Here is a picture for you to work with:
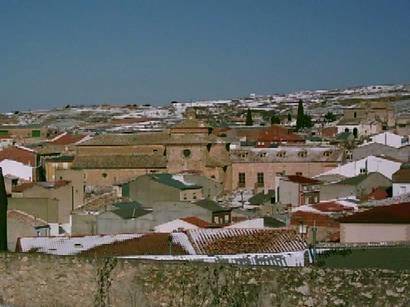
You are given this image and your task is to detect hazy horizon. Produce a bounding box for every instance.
[1,0,410,112]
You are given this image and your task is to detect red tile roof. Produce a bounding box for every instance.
[312,202,354,213]
[12,182,35,193]
[81,233,188,257]
[367,187,388,201]
[338,203,410,224]
[187,228,306,255]
[180,216,210,228]
[50,133,86,145]
[286,175,321,185]
[12,180,70,193]
[291,211,339,228]
[256,125,303,143]
[0,146,36,166]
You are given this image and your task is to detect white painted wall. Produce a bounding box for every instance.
[393,183,410,197]
[227,218,265,228]
[364,132,408,148]
[318,156,401,180]
[154,219,199,233]
[0,159,34,181]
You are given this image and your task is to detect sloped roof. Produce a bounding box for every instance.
[0,146,36,166]
[16,234,142,255]
[286,175,321,185]
[248,190,275,205]
[109,207,152,219]
[81,233,188,257]
[291,211,339,227]
[12,180,70,193]
[336,172,391,186]
[50,133,87,145]
[311,202,355,213]
[338,203,410,224]
[392,168,410,183]
[72,155,167,169]
[113,201,143,210]
[194,199,231,212]
[180,216,210,228]
[186,228,306,255]
[79,132,224,146]
[149,174,201,190]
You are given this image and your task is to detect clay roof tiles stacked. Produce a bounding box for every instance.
[186,228,306,255]
[0,146,36,166]
[338,203,410,224]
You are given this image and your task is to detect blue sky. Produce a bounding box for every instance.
[1,0,410,112]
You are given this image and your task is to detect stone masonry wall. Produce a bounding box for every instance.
[0,253,409,307]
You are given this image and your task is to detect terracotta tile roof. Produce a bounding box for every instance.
[180,216,210,228]
[286,175,321,185]
[12,180,70,193]
[12,182,35,193]
[367,187,388,201]
[256,125,303,143]
[186,228,306,255]
[81,233,188,257]
[312,202,355,213]
[291,211,339,228]
[338,203,410,224]
[0,146,36,166]
[50,133,87,145]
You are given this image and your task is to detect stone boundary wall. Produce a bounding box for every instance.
[0,253,409,306]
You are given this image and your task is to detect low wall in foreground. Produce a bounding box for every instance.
[0,253,409,306]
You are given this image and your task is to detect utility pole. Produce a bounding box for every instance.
[0,168,8,251]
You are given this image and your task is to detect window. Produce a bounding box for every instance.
[182,149,191,158]
[400,186,407,195]
[0,130,8,136]
[323,151,332,157]
[298,151,307,158]
[354,112,357,118]
[276,151,286,158]
[224,214,230,223]
[360,168,367,174]
[296,172,302,176]
[238,173,246,187]
[257,173,264,186]
[31,130,41,138]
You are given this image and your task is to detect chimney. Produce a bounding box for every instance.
[0,168,8,251]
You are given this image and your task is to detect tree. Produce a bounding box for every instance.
[302,114,313,128]
[287,113,292,122]
[296,100,304,131]
[245,108,253,126]
[270,113,280,124]
[324,112,336,122]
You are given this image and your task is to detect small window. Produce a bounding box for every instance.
[238,173,246,187]
[182,149,191,158]
[296,172,302,176]
[323,151,332,157]
[31,130,41,138]
[276,151,286,158]
[257,172,264,186]
[298,151,307,158]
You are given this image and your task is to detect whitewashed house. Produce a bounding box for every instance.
[317,155,401,180]
[392,165,410,197]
